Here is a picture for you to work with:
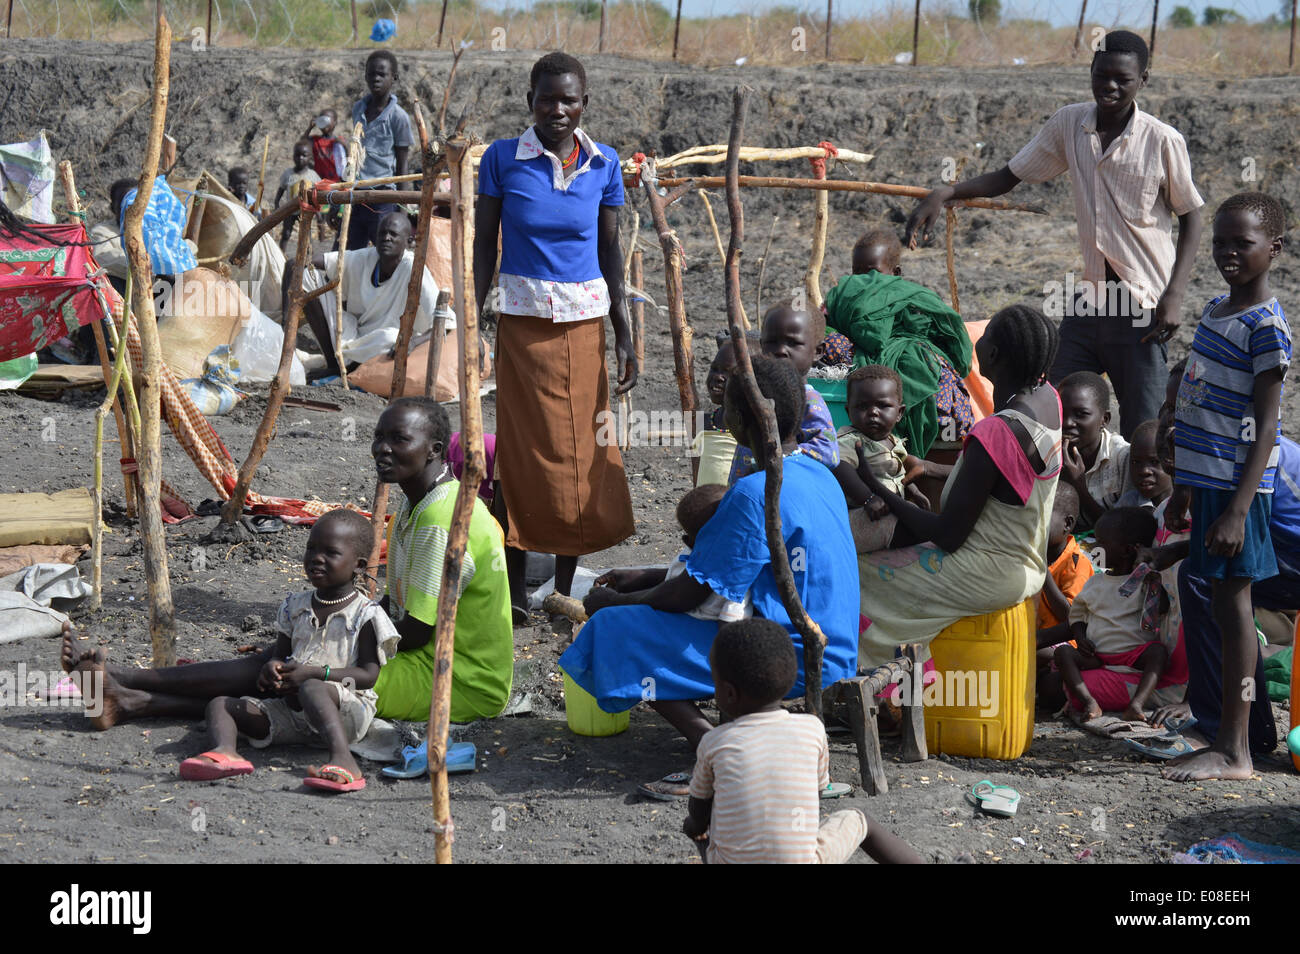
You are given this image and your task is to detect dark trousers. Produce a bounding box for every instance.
[1050,287,1168,440]
[1178,561,1299,753]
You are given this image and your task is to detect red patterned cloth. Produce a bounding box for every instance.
[0,222,104,361]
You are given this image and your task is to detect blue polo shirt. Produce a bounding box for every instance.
[477,133,624,283]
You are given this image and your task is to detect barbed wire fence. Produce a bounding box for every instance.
[2,0,1296,73]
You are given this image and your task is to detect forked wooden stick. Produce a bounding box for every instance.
[221,203,316,529]
[723,87,827,718]
[332,122,364,389]
[638,160,699,441]
[122,4,177,666]
[427,133,486,865]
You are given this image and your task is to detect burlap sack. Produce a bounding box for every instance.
[155,268,250,381]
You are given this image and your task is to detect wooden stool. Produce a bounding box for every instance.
[823,643,929,795]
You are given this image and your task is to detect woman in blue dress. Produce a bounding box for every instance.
[560,355,859,753]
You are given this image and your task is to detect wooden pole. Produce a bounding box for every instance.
[944,207,960,314]
[754,214,778,319]
[392,104,436,402]
[91,272,135,614]
[1073,0,1088,57]
[332,122,364,389]
[599,0,607,52]
[825,0,832,58]
[221,206,316,527]
[253,134,270,215]
[424,290,450,399]
[630,248,645,370]
[1291,0,1297,70]
[806,149,831,311]
[672,0,682,60]
[206,0,213,46]
[1149,0,1159,62]
[427,133,485,866]
[639,174,1047,214]
[639,161,699,440]
[437,0,449,46]
[4,0,11,38]
[723,86,827,720]
[58,161,140,517]
[122,5,177,667]
[351,0,359,44]
[911,0,920,65]
[365,105,436,593]
[436,42,467,136]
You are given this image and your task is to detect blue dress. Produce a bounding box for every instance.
[559,453,859,712]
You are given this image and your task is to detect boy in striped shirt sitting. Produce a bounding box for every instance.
[1164,192,1289,782]
[683,619,921,864]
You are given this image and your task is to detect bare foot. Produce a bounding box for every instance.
[72,648,146,731]
[1163,729,1211,765]
[1082,700,1103,722]
[1121,705,1148,724]
[60,621,88,674]
[1162,746,1253,781]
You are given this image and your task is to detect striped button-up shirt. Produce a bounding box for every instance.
[1009,102,1203,309]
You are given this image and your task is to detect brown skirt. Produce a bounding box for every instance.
[495,315,635,556]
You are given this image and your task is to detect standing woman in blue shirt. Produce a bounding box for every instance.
[474,52,638,620]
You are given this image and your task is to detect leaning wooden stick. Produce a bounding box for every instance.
[642,174,1047,214]
[58,160,141,517]
[90,272,135,613]
[805,148,832,311]
[332,122,364,389]
[638,160,699,441]
[427,133,485,865]
[253,133,270,215]
[723,86,827,718]
[221,204,316,527]
[945,206,960,314]
[630,248,645,370]
[122,6,177,667]
[364,105,437,590]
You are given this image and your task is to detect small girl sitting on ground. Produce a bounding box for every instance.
[1048,507,1185,723]
[594,484,751,623]
[832,364,950,551]
[179,508,399,793]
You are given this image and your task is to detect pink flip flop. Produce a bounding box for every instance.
[303,765,366,793]
[180,751,255,781]
[37,674,83,701]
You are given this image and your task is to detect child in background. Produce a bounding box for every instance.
[348,50,413,249]
[691,333,755,487]
[1036,482,1094,668]
[832,364,950,551]
[1059,370,1132,531]
[1052,508,1184,723]
[1164,191,1289,782]
[594,484,752,624]
[729,304,838,482]
[274,139,323,250]
[307,108,348,180]
[1114,419,1172,511]
[683,618,922,865]
[179,509,399,793]
[823,229,974,456]
[227,166,255,210]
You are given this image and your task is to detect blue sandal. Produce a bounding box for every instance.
[380,740,477,779]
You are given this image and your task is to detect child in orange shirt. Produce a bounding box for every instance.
[1036,482,1095,670]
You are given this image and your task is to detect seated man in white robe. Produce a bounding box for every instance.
[297,210,450,378]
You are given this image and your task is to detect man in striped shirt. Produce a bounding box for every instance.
[906,30,1203,440]
[1164,192,1288,783]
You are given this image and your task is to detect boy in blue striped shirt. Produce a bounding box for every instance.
[1165,192,1289,782]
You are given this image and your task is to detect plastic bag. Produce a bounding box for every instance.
[232,306,306,385]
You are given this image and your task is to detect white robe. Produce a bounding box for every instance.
[303,247,450,366]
